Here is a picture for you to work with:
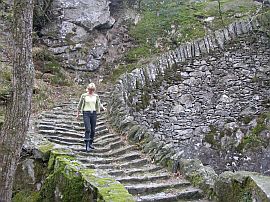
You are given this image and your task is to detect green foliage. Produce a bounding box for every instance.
[260,10,270,35]
[12,191,40,202]
[33,47,55,63]
[45,60,61,74]
[125,45,152,63]
[230,179,253,202]
[127,0,261,64]
[109,64,138,83]
[236,112,270,152]
[204,126,221,149]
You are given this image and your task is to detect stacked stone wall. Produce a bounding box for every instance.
[108,13,270,200]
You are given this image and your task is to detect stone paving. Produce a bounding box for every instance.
[36,91,209,202]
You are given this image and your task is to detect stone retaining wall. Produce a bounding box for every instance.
[108,13,270,200]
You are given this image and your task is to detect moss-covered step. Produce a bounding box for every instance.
[37,148,134,202]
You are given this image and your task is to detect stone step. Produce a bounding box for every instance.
[77,151,142,165]
[125,179,191,195]
[73,144,138,158]
[34,94,208,201]
[42,111,108,120]
[113,158,149,169]
[38,119,106,128]
[37,122,107,132]
[95,128,110,136]
[94,133,119,142]
[116,173,170,184]
[45,137,83,146]
[106,165,165,177]
[44,136,124,150]
[83,158,149,170]
[41,113,107,122]
[134,187,204,202]
[42,134,120,147]
[75,139,126,153]
[38,127,109,139]
[38,129,82,139]
[95,136,122,146]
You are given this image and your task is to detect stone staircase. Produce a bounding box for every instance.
[36,91,209,202]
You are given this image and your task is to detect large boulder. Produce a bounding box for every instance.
[52,0,115,31]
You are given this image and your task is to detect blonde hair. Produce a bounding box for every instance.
[86,83,96,91]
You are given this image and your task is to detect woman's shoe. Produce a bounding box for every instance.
[89,144,95,150]
[85,140,91,152]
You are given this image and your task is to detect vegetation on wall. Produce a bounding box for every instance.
[110,0,266,83]
[126,0,262,63]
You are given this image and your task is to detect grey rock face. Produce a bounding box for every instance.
[38,0,124,72]
[53,0,115,31]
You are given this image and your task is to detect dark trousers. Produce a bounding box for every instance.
[83,111,97,145]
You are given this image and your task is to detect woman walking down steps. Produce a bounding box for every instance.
[36,87,209,201]
[76,83,106,152]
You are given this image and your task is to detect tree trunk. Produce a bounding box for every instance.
[0,0,34,201]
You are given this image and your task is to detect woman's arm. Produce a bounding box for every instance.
[76,94,84,119]
[96,95,106,112]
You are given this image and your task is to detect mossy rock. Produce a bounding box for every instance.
[81,169,134,202]
[36,142,56,161]
[179,158,217,198]
[215,171,270,202]
[37,149,134,202]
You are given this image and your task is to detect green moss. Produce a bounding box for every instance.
[39,153,134,202]
[125,45,153,63]
[49,72,71,86]
[109,64,138,83]
[242,116,253,124]
[165,158,174,172]
[33,47,67,86]
[81,169,134,202]
[38,142,55,161]
[45,60,61,73]
[127,0,262,63]
[38,155,85,202]
[12,191,40,202]
[39,142,55,153]
[236,112,270,152]
[189,172,204,187]
[98,183,134,202]
[33,48,55,62]
[204,126,221,149]
[230,178,253,202]
[216,172,270,202]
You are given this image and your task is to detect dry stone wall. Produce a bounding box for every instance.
[108,13,270,199]
[133,33,270,174]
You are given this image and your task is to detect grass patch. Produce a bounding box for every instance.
[109,63,138,83]
[12,191,40,202]
[126,0,262,63]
